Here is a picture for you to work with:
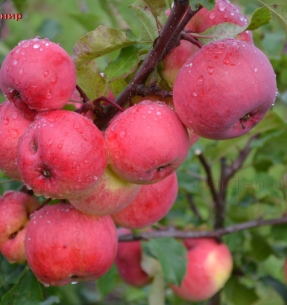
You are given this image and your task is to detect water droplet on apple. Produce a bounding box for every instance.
[156,111,161,116]
[197,76,204,85]
[12,112,18,119]
[19,68,23,75]
[218,2,226,11]
[209,12,216,19]
[46,90,52,99]
[230,10,235,16]
[43,70,49,78]
[207,66,214,75]
[71,281,78,285]
[93,176,98,180]
[13,60,18,66]
[254,67,258,72]
[43,283,50,288]
[120,130,126,138]
[33,44,40,49]
[51,76,57,84]
[57,143,63,150]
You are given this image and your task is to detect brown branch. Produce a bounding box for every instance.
[94,0,200,130]
[186,193,203,221]
[118,215,287,241]
[76,84,89,103]
[181,32,203,49]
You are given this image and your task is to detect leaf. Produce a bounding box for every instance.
[69,13,102,31]
[248,233,273,262]
[271,224,287,241]
[97,264,117,298]
[197,23,246,45]
[190,0,215,11]
[258,0,287,33]
[141,253,165,305]
[1,269,44,305]
[246,6,272,31]
[130,0,159,42]
[104,46,140,82]
[224,276,260,305]
[72,26,137,67]
[261,276,287,304]
[76,61,107,100]
[40,296,60,305]
[142,237,187,286]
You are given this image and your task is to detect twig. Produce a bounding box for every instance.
[186,193,203,221]
[181,32,203,48]
[76,84,89,103]
[118,215,287,241]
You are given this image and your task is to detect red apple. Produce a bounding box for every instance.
[0,100,33,180]
[0,191,40,263]
[105,101,189,184]
[17,110,107,199]
[70,165,141,216]
[173,38,277,140]
[186,0,253,43]
[115,228,151,287]
[25,203,118,286]
[160,40,200,88]
[112,172,178,229]
[170,238,233,301]
[0,37,76,112]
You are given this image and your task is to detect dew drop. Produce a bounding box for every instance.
[197,75,204,85]
[192,92,198,97]
[230,11,235,16]
[13,60,18,66]
[207,66,214,75]
[71,281,78,285]
[209,12,216,19]
[19,68,23,75]
[218,3,226,11]
[43,70,49,78]
[46,90,52,99]
[156,111,161,116]
[120,130,126,138]
[43,283,50,288]
[254,67,258,72]
[51,76,57,84]
[33,44,40,49]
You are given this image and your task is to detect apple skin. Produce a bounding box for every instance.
[105,101,189,184]
[115,228,151,287]
[0,37,76,112]
[17,110,107,199]
[170,238,233,302]
[160,40,200,88]
[0,100,33,180]
[112,172,178,229]
[25,203,118,286]
[0,191,40,263]
[186,0,253,43]
[70,165,141,216]
[173,38,277,140]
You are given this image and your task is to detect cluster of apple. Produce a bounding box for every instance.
[0,0,278,301]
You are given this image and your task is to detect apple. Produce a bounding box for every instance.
[159,40,200,88]
[115,228,151,287]
[0,37,76,112]
[69,165,141,216]
[173,38,277,140]
[170,238,233,301]
[25,203,118,286]
[112,172,178,229]
[105,101,189,184]
[186,0,253,43]
[17,109,107,199]
[0,191,40,263]
[0,100,33,180]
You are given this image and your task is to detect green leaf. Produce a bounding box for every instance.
[261,276,287,304]
[190,0,215,11]
[271,224,287,241]
[248,233,273,261]
[258,0,287,33]
[72,26,137,67]
[130,0,159,42]
[142,238,187,286]
[69,13,103,31]
[97,264,117,298]
[104,46,140,82]
[246,6,272,30]
[224,276,259,305]
[40,296,60,305]
[76,61,107,100]
[197,23,246,45]
[1,269,44,305]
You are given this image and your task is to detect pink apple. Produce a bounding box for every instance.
[0,37,76,112]
[186,0,253,43]
[17,109,107,199]
[69,165,141,216]
[25,203,118,286]
[170,238,233,301]
[105,101,189,184]
[112,172,178,229]
[0,100,33,180]
[0,191,40,263]
[115,228,151,287]
[173,38,277,140]
[160,40,200,88]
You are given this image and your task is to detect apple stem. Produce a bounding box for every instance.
[76,84,89,103]
[181,32,203,48]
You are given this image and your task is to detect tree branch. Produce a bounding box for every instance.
[118,215,287,241]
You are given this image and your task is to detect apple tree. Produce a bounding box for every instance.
[0,0,287,304]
